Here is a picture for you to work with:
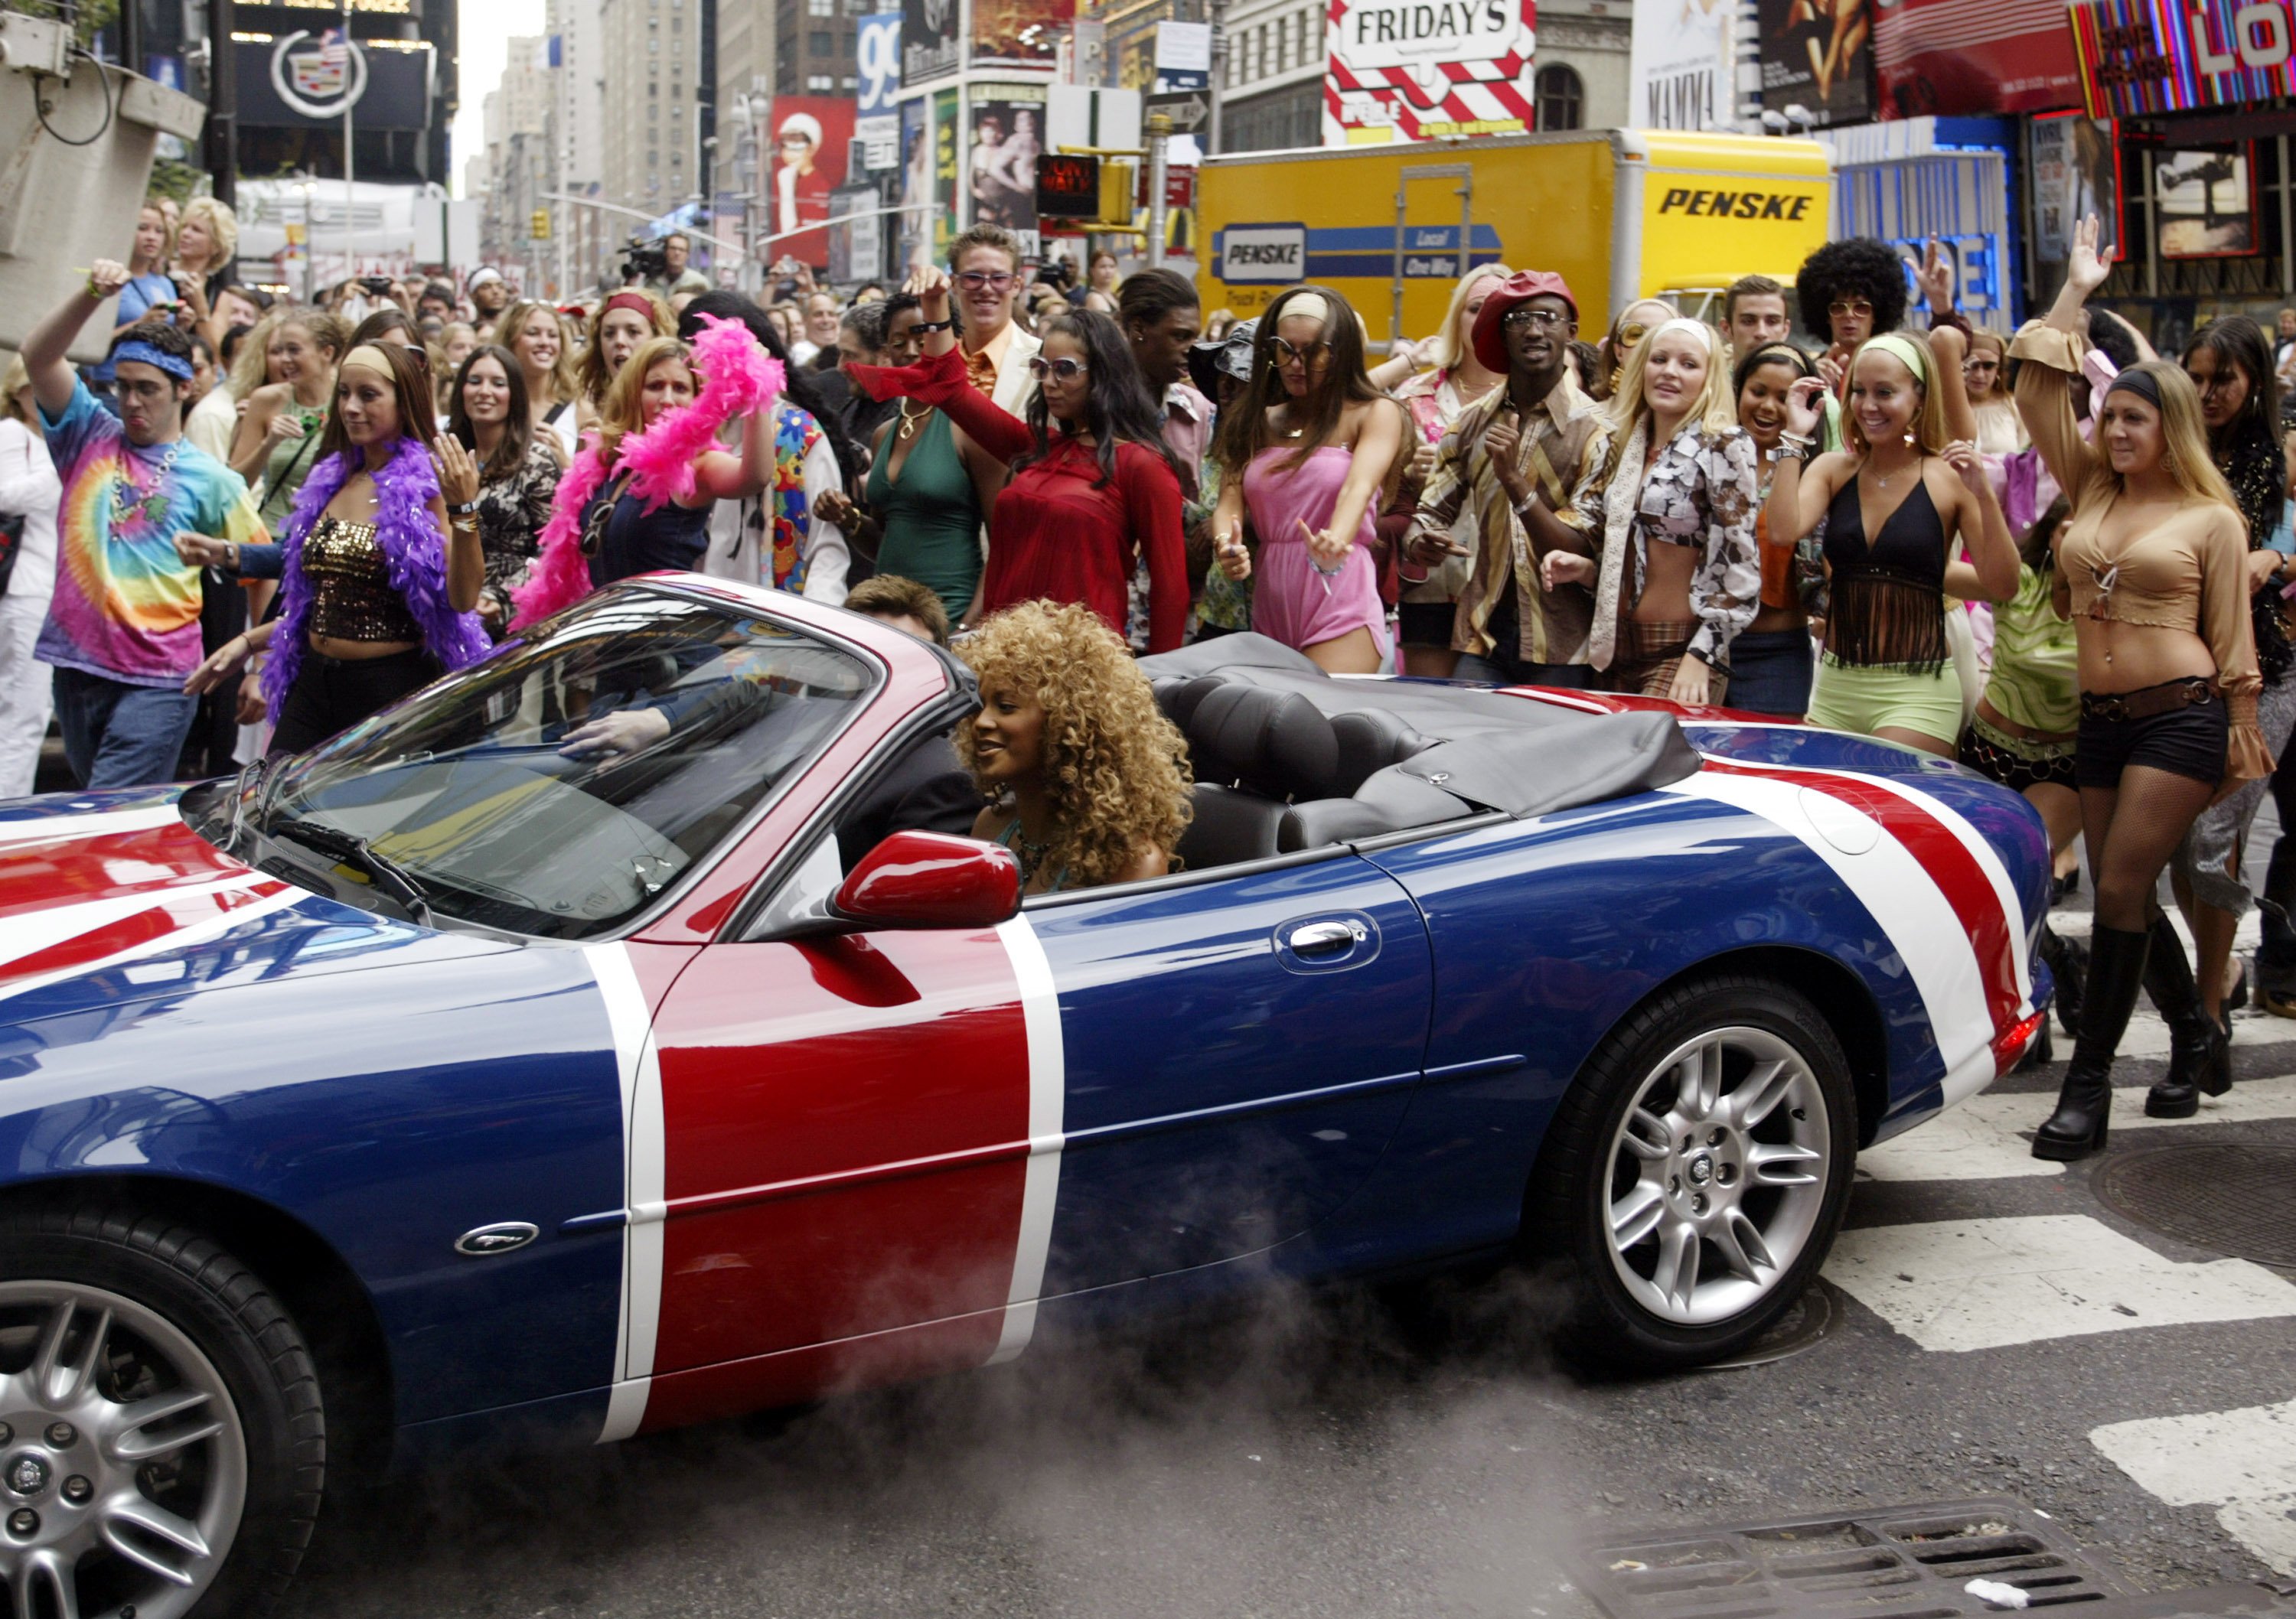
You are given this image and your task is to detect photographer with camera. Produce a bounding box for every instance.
[628,233,711,302]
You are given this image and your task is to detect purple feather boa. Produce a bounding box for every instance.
[263,435,492,722]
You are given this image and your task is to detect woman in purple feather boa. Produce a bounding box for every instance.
[185,343,489,754]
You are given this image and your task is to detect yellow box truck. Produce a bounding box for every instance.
[1194,128,1834,344]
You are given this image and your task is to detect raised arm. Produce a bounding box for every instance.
[1763,375,1846,544]
[842,269,1032,464]
[21,262,128,418]
[1929,320,1978,446]
[1944,441,2019,602]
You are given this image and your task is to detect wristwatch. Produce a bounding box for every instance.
[449,498,481,516]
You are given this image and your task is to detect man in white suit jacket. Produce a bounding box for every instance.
[948,223,1041,415]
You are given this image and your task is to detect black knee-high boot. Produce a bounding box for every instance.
[2033,924,2151,1161]
[2141,914,2231,1118]
[2036,924,2086,1038]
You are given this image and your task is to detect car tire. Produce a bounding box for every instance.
[1528,973,1857,1373]
[0,1205,326,1619]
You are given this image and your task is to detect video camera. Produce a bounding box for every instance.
[621,236,672,285]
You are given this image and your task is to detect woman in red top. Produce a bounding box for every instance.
[846,267,1188,652]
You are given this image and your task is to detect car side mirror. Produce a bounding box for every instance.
[832,831,1022,930]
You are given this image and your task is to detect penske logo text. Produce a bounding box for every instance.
[1656,187,1815,220]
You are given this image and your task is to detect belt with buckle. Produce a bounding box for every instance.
[2080,678,2217,722]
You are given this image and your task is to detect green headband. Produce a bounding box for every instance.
[1859,332,1931,387]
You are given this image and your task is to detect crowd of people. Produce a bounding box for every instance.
[8,194,2296,1159]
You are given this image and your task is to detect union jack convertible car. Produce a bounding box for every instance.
[0,579,2050,1617]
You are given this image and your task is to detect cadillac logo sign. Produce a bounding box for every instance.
[271,30,370,119]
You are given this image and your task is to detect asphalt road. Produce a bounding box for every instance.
[274,842,2296,1619]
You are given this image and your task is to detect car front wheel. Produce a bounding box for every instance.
[1530,975,1857,1371]
[0,1207,325,1618]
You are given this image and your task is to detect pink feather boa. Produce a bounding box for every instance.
[508,314,786,628]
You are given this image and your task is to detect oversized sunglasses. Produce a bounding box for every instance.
[1027,355,1088,381]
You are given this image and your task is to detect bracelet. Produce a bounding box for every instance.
[912,319,954,334]
[1769,443,1808,463]
[1779,429,1815,448]
[449,498,480,516]
[1512,490,1541,520]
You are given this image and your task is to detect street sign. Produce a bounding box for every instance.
[1047,85,1142,152]
[1036,153,1104,220]
[1155,21,1212,88]
[1143,90,1207,131]
[1138,164,1195,209]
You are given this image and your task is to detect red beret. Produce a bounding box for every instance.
[1470,270,1580,376]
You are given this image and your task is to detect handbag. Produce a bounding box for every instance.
[579,471,632,559]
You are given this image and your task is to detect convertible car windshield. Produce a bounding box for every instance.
[199,588,876,938]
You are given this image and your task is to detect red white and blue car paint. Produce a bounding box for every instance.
[0,589,2052,1471]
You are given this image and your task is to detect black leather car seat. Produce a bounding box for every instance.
[1176,686,1341,870]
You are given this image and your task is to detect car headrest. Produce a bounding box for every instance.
[1154,674,1227,732]
[1330,709,1437,795]
[1186,683,1339,801]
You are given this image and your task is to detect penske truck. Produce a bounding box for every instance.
[1194,128,1835,344]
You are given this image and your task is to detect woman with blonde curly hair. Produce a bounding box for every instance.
[955,601,1192,893]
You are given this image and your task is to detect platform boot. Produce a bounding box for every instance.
[2141,914,2230,1119]
[2035,924,2085,1039]
[2033,923,2150,1161]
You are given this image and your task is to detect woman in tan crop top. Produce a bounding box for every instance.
[188,344,490,755]
[2012,214,2270,1160]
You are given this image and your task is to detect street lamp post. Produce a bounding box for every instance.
[1205,0,1229,156]
[296,176,318,304]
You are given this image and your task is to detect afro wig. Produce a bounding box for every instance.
[1795,238,1910,343]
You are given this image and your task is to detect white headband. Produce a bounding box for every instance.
[1281,292,1332,327]
[1646,316,1715,354]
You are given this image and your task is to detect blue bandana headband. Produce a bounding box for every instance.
[111,340,194,382]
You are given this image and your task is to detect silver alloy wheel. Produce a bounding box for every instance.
[1601,1025,1831,1327]
[0,1281,247,1619]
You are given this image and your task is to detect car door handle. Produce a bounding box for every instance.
[1287,920,1365,957]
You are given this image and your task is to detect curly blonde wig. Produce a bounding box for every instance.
[954,601,1194,889]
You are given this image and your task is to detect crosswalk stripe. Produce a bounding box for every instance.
[2090,1399,2296,1576]
[1859,1073,2296,1183]
[1822,1214,2296,1351]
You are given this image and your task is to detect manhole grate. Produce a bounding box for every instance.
[2095,1145,2296,1269]
[1694,1281,1838,1373]
[1570,1498,2122,1619]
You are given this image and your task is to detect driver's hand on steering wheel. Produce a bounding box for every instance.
[559,707,672,759]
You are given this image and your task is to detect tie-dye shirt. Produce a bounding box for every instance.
[36,379,269,687]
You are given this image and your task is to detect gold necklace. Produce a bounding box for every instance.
[897,399,932,441]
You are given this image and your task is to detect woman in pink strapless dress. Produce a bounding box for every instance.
[1209,285,1405,673]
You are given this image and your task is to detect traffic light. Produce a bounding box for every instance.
[530,209,551,241]
[1035,155,1101,222]
[1035,154,1141,228]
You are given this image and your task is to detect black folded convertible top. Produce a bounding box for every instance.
[1138,634,1702,818]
